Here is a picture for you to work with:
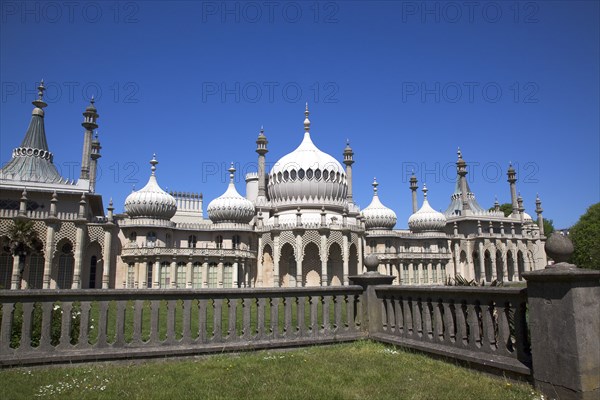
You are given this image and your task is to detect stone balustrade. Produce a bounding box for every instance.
[120,247,257,259]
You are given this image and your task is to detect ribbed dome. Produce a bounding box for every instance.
[362,179,397,230]
[208,164,255,224]
[408,185,447,232]
[124,155,177,220]
[268,105,347,206]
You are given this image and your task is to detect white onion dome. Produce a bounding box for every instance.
[124,155,177,220]
[408,184,447,232]
[509,211,533,222]
[362,178,397,230]
[268,104,347,206]
[207,163,255,224]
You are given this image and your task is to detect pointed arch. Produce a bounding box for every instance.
[279,243,296,287]
[54,239,74,289]
[84,241,103,289]
[327,242,343,286]
[348,243,358,277]
[517,250,525,281]
[495,249,504,282]
[507,250,515,281]
[262,244,274,287]
[484,250,493,282]
[472,250,481,282]
[302,242,320,287]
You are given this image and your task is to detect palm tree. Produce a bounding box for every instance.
[8,219,41,288]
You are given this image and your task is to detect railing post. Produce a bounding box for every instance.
[523,233,600,400]
[350,254,395,335]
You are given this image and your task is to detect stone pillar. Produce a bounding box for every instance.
[102,229,113,288]
[202,260,209,288]
[233,260,239,288]
[272,235,280,287]
[43,224,56,289]
[134,260,140,288]
[478,242,485,283]
[186,260,193,288]
[153,259,160,288]
[256,238,264,287]
[217,260,224,288]
[72,224,85,289]
[10,255,21,290]
[170,259,177,288]
[321,234,328,286]
[342,234,349,286]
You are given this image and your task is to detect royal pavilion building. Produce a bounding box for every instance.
[0,85,548,290]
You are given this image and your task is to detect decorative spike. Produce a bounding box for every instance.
[150,154,158,175]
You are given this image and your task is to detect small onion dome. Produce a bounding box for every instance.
[124,154,177,220]
[85,96,97,112]
[509,212,533,222]
[207,163,255,224]
[408,184,447,232]
[362,178,397,230]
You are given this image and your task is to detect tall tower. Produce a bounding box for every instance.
[456,148,469,213]
[507,163,519,217]
[255,126,268,201]
[343,140,354,204]
[535,194,544,235]
[80,97,99,181]
[89,132,102,193]
[409,172,418,213]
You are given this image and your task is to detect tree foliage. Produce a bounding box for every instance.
[489,202,513,217]
[569,203,600,270]
[537,218,555,236]
[8,219,41,256]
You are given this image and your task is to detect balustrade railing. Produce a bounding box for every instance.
[0,287,363,366]
[373,285,530,375]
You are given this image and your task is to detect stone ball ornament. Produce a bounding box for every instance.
[364,254,380,273]
[545,232,575,267]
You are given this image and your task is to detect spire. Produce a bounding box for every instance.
[410,171,419,213]
[422,183,428,199]
[150,154,158,176]
[0,80,66,184]
[228,162,236,183]
[372,177,379,196]
[304,103,311,133]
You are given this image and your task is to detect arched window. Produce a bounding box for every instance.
[146,232,156,248]
[192,262,202,289]
[57,242,74,289]
[89,256,97,289]
[208,263,218,288]
[232,235,241,249]
[146,262,153,288]
[223,263,233,287]
[0,244,13,289]
[160,261,170,288]
[127,263,135,288]
[177,262,186,288]
[215,235,223,249]
[188,235,197,248]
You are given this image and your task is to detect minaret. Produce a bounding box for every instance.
[456,148,470,213]
[494,196,500,212]
[410,172,418,213]
[80,97,99,181]
[255,126,268,199]
[517,193,525,223]
[535,194,544,235]
[507,163,519,218]
[343,140,354,204]
[89,132,102,193]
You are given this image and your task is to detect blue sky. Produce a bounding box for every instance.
[1,0,598,228]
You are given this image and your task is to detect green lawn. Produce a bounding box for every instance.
[0,341,540,400]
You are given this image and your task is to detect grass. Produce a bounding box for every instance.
[0,341,540,400]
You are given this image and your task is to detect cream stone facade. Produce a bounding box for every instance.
[0,86,547,290]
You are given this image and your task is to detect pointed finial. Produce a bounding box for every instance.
[372,177,379,194]
[457,147,462,160]
[422,183,428,198]
[304,103,311,132]
[51,190,58,201]
[228,162,236,182]
[108,198,114,208]
[90,95,95,104]
[32,79,48,109]
[150,154,158,175]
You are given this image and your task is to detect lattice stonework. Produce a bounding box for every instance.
[326,231,343,248]
[54,222,77,246]
[87,225,105,253]
[261,233,273,250]
[0,219,14,237]
[279,230,296,250]
[302,230,321,253]
[350,232,358,248]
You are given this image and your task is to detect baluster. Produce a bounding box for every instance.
[433,299,443,342]
[513,299,531,364]
[442,300,454,344]
[284,296,292,338]
[345,295,353,331]
[256,297,266,340]
[39,301,53,351]
[481,299,495,352]
[386,295,395,334]
[424,299,433,340]
[227,298,237,342]
[403,298,413,337]
[20,302,34,351]
[270,297,279,339]
[297,296,306,337]
[334,295,343,334]
[353,293,362,331]
[197,299,208,343]
[114,300,127,346]
[149,300,160,344]
[322,295,331,336]
[132,300,143,345]
[310,296,318,338]
[467,301,482,349]
[78,301,91,349]
[58,301,73,349]
[457,300,468,347]
[0,302,14,354]
[182,299,192,344]
[213,298,223,342]
[394,296,403,336]
[242,298,251,340]
[497,300,512,356]
[414,298,423,338]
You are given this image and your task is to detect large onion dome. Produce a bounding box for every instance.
[267,104,347,206]
[124,155,177,220]
[362,178,397,230]
[207,163,255,224]
[408,184,447,232]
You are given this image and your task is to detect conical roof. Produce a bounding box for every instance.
[0,81,66,184]
[409,185,447,232]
